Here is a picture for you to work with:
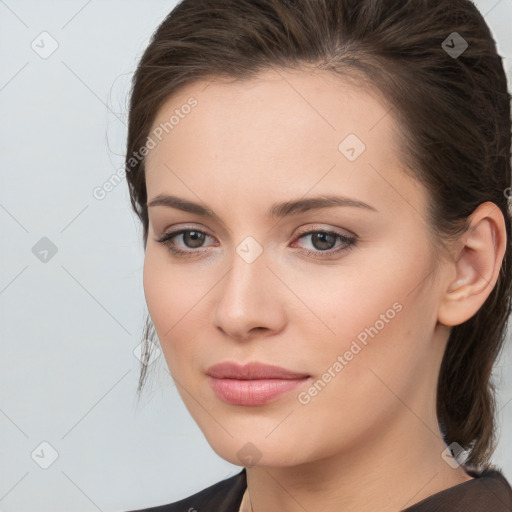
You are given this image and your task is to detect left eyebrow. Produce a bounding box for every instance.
[269,195,378,218]
[146,193,377,220]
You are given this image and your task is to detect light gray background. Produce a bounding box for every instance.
[0,1,511,511]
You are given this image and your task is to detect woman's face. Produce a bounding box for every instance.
[143,67,450,468]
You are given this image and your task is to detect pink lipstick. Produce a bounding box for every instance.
[206,361,311,406]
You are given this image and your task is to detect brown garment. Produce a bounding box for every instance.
[127,466,512,511]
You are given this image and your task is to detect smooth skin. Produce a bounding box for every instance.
[142,66,506,512]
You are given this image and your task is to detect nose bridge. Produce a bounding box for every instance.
[213,235,283,337]
[221,236,268,308]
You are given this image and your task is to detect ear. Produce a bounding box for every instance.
[438,202,507,327]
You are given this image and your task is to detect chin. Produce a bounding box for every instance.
[200,428,311,469]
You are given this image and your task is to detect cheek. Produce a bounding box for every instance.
[280,239,432,344]
[284,265,436,458]
[143,251,176,332]
[284,238,437,398]
[142,249,207,371]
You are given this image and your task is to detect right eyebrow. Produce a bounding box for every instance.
[147,194,222,222]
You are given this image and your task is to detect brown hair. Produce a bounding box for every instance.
[125,0,511,468]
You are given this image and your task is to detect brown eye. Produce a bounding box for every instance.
[156,229,216,257]
[181,230,207,248]
[309,232,337,251]
[292,229,357,259]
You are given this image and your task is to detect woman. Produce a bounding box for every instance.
[124,0,512,510]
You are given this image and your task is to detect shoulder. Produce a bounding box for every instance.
[404,465,512,512]
[125,468,247,512]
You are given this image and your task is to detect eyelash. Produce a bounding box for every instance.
[155,227,357,260]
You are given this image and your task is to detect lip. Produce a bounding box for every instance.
[206,362,311,406]
[206,361,310,380]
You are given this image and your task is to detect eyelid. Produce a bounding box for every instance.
[156,223,215,241]
[156,223,357,258]
[157,223,354,244]
[293,223,356,239]
[156,226,217,248]
[289,227,356,257]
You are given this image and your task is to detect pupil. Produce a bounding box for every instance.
[185,231,204,248]
[312,233,335,250]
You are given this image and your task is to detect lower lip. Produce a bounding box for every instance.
[208,376,310,406]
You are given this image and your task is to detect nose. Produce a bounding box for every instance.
[212,244,287,341]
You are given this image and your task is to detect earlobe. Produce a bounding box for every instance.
[438,202,507,327]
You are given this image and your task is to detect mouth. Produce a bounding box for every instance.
[206,361,311,406]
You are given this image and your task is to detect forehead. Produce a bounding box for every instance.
[144,66,426,220]
[148,66,396,148]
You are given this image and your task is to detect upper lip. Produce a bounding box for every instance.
[206,361,310,380]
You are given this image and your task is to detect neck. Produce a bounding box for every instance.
[242,408,472,512]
